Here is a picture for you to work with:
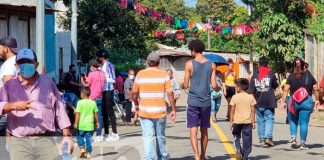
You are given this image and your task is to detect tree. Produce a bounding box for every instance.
[257,13,304,72]
[240,0,309,72]
[60,0,190,68]
[197,0,236,22]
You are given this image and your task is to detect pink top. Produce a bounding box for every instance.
[87,70,105,100]
[0,75,71,137]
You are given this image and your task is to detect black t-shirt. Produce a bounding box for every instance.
[63,72,79,95]
[249,71,279,108]
[287,71,317,96]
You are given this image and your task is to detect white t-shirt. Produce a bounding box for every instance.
[0,56,17,87]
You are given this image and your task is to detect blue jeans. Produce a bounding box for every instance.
[256,108,274,140]
[140,117,169,160]
[287,96,313,142]
[95,98,103,136]
[77,130,93,153]
[211,97,222,114]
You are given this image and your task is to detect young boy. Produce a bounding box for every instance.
[74,87,99,159]
[230,78,256,160]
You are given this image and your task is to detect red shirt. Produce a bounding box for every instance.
[320,75,324,88]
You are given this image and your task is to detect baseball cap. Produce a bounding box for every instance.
[0,36,18,53]
[16,48,38,62]
[147,51,160,63]
[96,49,109,58]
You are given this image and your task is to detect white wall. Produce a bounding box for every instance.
[55,31,71,83]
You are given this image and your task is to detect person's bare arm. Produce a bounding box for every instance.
[74,112,80,129]
[313,84,320,107]
[211,63,218,91]
[281,84,290,109]
[81,77,90,87]
[2,75,14,84]
[167,91,176,123]
[2,101,35,114]
[251,106,256,129]
[70,81,81,87]
[182,61,192,89]
[95,112,99,128]
[132,93,139,108]
[230,104,235,129]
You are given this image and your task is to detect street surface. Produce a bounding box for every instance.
[1,92,324,160]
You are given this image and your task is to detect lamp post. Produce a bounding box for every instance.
[207,18,211,50]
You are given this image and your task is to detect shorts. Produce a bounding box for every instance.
[187,105,211,128]
[225,86,236,99]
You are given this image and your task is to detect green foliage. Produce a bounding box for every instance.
[257,13,304,72]
[197,0,236,22]
[306,1,324,41]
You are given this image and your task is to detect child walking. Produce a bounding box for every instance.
[230,78,256,160]
[74,87,99,159]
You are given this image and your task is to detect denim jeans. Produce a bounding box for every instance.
[211,97,222,114]
[140,117,169,160]
[256,108,274,140]
[95,98,103,136]
[287,96,313,142]
[77,130,93,153]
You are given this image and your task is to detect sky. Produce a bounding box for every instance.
[184,0,245,7]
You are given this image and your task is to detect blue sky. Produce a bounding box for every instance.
[184,0,245,7]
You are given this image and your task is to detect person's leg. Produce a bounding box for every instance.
[96,98,103,136]
[77,130,86,154]
[155,117,168,160]
[200,107,211,159]
[107,90,118,134]
[125,100,132,123]
[190,127,199,160]
[36,137,60,160]
[256,108,265,142]
[232,124,242,159]
[9,137,34,160]
[187,106,200,160]
[214,97,222,118]
[200,127,208,160]
[264,108,275,142]
[241,124,252,160]
[210,97,216,122]
[140,118,155,160]
[299,97,313,145]
[102,91,109,135]
[85,131,93,153]
[287,104,298,140]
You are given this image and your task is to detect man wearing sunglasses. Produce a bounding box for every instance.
[0,48,73,160]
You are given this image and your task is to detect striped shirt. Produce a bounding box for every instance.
[133,68,172,119]
[102,61,116,91]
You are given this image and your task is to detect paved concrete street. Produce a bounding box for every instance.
[2,92,323,160]
[77,93,324,160]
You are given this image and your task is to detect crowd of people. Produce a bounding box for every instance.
[1,36,324,160]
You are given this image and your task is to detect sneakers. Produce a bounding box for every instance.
[265,138,275,147]
[105,133,120,141]
[86,152,91,159]
[300,143,309,150]
[291,140,298,149]
[94,136,104,143]
[259,139,266,146]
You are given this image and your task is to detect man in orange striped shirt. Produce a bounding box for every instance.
[133,51,176,160]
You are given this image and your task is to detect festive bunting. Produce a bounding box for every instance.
[117,0,258,36]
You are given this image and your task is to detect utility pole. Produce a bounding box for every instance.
[71,0,78,66]
[36,0,45,74]
[247,3,254,74]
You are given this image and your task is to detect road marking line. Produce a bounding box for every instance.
[211,121,237,160]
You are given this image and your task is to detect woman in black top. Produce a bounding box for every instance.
[281,59,320,150]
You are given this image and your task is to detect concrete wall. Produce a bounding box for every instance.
[55,31,71,82]
[305,34,324,80]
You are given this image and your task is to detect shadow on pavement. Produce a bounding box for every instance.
[308,143,324,149]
